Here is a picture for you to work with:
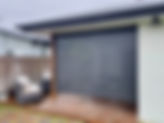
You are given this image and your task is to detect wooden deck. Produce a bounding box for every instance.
[33,94,136,123]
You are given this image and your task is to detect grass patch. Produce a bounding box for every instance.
[0,104,84,123]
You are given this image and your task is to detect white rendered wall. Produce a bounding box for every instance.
[138,24,164,123]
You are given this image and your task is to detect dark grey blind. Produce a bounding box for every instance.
[56,27,136,103]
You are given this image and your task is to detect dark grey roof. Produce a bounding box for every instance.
[20,4,164,31]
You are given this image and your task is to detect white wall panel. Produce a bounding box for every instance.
[138,24,164,123]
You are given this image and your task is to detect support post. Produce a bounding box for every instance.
[50,34,57,97]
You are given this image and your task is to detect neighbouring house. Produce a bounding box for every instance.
[20,3,164,123]
[0,28,51,102]
[0,28,50,57]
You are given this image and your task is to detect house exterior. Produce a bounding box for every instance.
[20,4,164,123]
[0,28,50,57]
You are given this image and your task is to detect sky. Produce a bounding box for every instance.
[0,0,164,29]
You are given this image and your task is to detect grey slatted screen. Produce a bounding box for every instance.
[56,27,136,103]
